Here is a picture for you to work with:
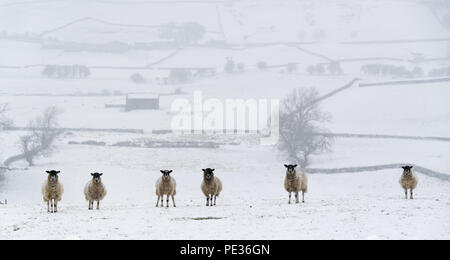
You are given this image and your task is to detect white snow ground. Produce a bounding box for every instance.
[0,143,449,240]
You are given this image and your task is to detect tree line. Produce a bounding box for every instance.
[361,64,424,78]
[41,65,91,79]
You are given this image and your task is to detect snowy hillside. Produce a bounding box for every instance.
[0,0,449,240]
[0,0,447,42]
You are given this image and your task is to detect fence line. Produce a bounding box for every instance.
[340,38,450,44]
[318,133,450,142]
[290,45,334,62]
[359,77,450,87]
[305,163,450,181]
[311,78,360,104]
[6,126,450,143]
[5,126,144,134]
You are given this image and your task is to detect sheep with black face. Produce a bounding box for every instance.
[84,172,107,210]
[284,164,308,204]
[201,168,222,206]
[399,165,418,199]
[42,170,64,213]
[155,170,177,208]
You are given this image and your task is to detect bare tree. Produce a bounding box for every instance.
[160,22,206,46]
[0,103,12,130]
[0,103,12,168]
[224,57,236,73]
[22,107,61,166]
[278,88,333,168]
[4,107,62,167]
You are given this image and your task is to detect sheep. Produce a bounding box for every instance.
[42,170,64,213]
[84,172,107,210]
[399,165,418,199]
[155,170,176,208]
[284,164,308,204]
[201,168,222,206]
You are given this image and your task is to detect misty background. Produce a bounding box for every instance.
[0,0,449,240]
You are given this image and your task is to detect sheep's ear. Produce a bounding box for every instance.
[293,164,298,168]
[202,169,206,172]
[401,166,406,170]
[46,171,51,174]
[99,173,103,176]
[211,169,215,172]
[410,166,414,169]
[160,170,165,174]
[56,171,60,174]
[284,164,288,168]
[168,170,173,174]
[91,173,95,176]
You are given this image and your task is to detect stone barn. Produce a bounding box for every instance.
[126,94,159,111]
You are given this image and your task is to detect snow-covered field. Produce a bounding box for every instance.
[1,0,450,240]
[0,143,449,240]
[1,75,448,136]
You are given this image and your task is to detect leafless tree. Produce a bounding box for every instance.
[4,107,62,167]
[160,22,206,45]
[278,88,333,168]
[0,104,12,169]
[0,103,12,130]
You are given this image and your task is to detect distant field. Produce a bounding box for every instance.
[0,73,448,136]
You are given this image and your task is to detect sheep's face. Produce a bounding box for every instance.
[284,164,298,175]
[402,166,413,177]
[160,170,173,181]
[91,172,103,183]
[46,170,60,182]
[202,168,215,181]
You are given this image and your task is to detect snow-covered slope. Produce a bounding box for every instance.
[0,0,449,240]
[1,0,447,42]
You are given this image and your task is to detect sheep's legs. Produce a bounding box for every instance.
[404,189,408,199]
[302,191,305,203]
[213,195,217,206]
[295,192,299,204]
[96,201,100,210]
[171,195,176,207]
[288,192,291,204]
[410,190,414,200]
[88,200,93,210]
[204,195,214,206]
[156,196,161,207]
[47,201,50,213]
[166,195,170,208]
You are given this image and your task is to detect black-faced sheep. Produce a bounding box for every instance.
[42,170,64,213]
[156,170,176,208]
[284,164,308,204]
[400,165,418,199]
[84,172,107,210]
[201,168,222,206]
